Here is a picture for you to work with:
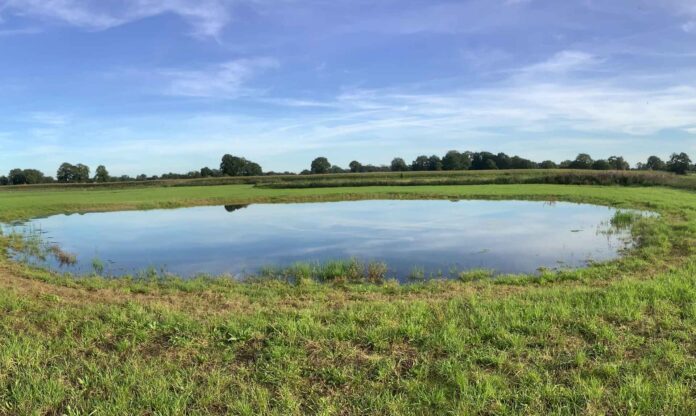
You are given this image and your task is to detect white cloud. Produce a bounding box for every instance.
[520,50,600,74]
[0,0,232,37]
[162,58,279,98]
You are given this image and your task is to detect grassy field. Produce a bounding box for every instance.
[1,176,696,414]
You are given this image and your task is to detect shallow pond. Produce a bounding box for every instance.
[5,200,637,281]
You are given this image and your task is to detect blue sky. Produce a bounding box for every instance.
[1,0,695,175]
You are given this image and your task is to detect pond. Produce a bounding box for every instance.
[4,200,638,281]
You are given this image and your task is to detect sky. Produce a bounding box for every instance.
[1,0,695,176]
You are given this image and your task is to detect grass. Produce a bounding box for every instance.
[1,175,696,414]
[3,169,696,193]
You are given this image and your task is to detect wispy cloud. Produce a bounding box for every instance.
[520,50,600,74]
[162,58,279,98]
[0,0,232,37]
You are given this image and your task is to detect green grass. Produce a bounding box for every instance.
[1,177,696,414]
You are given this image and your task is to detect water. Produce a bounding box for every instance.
[4,200,636,280]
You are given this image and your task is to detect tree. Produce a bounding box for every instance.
[244,162,262,176]
[411,155,430,171]
[427,155,443,171]
[94,165,110,183]
[442,150,472,171]
[57,163,73,183]
[591,159,612,170]
[200,167,214,178]
[570,153,594,169]
[329,165,345,174]
[8,169,27,185]
[57,163,90,183]
[483,159,498,170]
[220,154,263,176]
[510,156,537,169]
[221,154,247,176]
[75,164,90,182]
[349,161,363,173]
[495,153,511,170]
[539,160,558,169]
[310,157,331,174]
[667,152,692,175]
[608,156,629,171]
[470,152,498,170]
[23,169,46,184]
[390,158,408,172]
[0,176,7,186]
[8,168,46,185]
[442,150,463,171]
[645,156,666,171]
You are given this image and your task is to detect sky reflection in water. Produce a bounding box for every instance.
[7,200,633,280]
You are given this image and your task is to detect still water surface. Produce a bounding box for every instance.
[6,200,635,280]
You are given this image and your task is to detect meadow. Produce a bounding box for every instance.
[1,170,696,415]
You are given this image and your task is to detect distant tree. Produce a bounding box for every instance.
[300,169,312,175]
[77,164,90,182]
[220,154,263,176]
[570,154,594,169]
[495,153,511,170]
[591,159,612,170]
[442,150,472,171]
[427,155,443,171]
[136,174,148,181]
[200,167,214,178]
[8,169,27,185]
[349,160,363,173]
[390,157,409,172]
[539,160,558,169]
[244,162,263,176]
[57,163,90,183]
[559,160,573,169]
[645,156,666,171]
[221,154,246,176]
[471,152,498,170]
[329,165,345,174]
[442,150,463,171]
[94,165,110,183]
[310,157,331,174]
[510,156,537,169]
[361,164,389,173]
[483,159,498,170]
[57,163,73,183]
[667,152,692,175]
[0,176,7,186]
[608,156,629,171]
[8,168,46,185]
[411,155,430,171]
[23,169,46,184]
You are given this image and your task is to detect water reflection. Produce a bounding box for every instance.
[224,204,249,213]
[4,200,637,280]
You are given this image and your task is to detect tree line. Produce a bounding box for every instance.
[304,151,693,175]
[1,151,693,186]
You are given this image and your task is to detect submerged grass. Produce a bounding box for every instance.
[0,178,696,414]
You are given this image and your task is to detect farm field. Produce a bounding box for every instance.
[1,173,696,414]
